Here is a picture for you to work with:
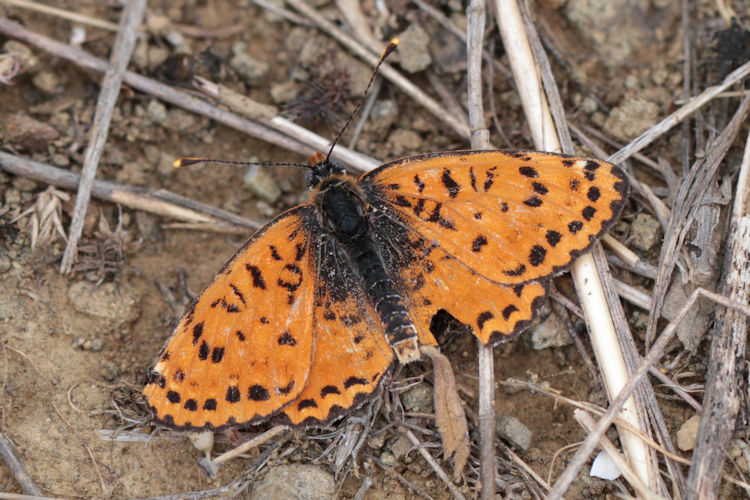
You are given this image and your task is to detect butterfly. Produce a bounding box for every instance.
[143,149,628,430]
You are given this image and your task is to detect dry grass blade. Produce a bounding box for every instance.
[200,425,288,477]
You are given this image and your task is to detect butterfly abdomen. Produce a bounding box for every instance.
[317,178,420,363]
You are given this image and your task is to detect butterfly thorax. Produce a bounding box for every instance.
[314,176,421,363]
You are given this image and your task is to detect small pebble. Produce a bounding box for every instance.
[67,281,141,324]
[367,100,398,136]
[367,433,385,450]
[429,23,466,73]
[629,213,661,251]
[604,97,659,142]
[116,161,148,185]
[72,337,104,352]
[147,99,168,124]
[3,112,60,152]
[496,414,532,451]
[389,434,413,461]
[0,254,11,274]
[188,431,214,457]
[270,81,299,105]
[255,200,276,219]
[4,188,21,205]
[147,46,170,70]
[51,153,70,167]
[526,314,571,350]
[387,129,423,157]
[244,165,282,204]
[2,40,40,75]
[31,71,60,95]
[676,414,700,451]
[379,450,397,467]
[251,464,334,500]
[590,450,622,480]
[401,383,432,412]
[397,24,432,73]
[231,43,269,83]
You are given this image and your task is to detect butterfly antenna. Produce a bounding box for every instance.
[325,38,399,161]
[174,157,311,169]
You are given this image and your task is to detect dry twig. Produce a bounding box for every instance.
[0,432,42,496]
[687,130,750,497]
[59,0,146,273]
[0,151,260,232]
[464,1,496,498]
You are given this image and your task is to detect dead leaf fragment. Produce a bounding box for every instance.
[421,345,470,479]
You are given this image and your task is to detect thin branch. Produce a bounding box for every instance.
[686,130,750,498]
[404,430,466,500]
[0,151,260,231]
[0,432,42,496]
[60,0,146,273]
[0,19,322,167]
[466,1,496,498]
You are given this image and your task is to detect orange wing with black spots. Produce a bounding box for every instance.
[143,207,317,430]
[368,205,549,346]
[362,150,628,286]
[276,241,395,426]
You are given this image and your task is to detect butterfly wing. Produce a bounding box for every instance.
[361,150,628,286]
[143,207,317,430]
[368,206,549,346]
[276,238,395,427]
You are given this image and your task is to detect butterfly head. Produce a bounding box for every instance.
[306,155,347,189]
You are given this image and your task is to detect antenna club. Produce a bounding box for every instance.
[383,39,399,58]
[174,157,204,168]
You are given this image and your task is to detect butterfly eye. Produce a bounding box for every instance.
[304,169,317,189]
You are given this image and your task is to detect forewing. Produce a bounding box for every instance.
[362,150,628,285]
[143,207,316,430]
[276,238,395,427]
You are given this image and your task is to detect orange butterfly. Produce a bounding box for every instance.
[143,149,628,430]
